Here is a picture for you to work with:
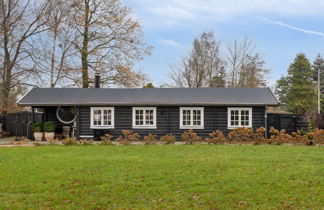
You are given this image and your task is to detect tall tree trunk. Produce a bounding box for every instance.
[1,14,11,114]
[50,27,57,88]
[81,0,89,88]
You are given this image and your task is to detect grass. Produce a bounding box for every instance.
[0,145,323,209]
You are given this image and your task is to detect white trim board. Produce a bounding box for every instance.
[132,107,157,129]
[227,107,252,129]
[179,107,204,129]
[90,107,115,129]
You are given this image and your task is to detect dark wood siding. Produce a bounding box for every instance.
[44,107,73,127]
[78,106,265,139]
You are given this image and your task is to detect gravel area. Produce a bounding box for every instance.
[0,137,16,145]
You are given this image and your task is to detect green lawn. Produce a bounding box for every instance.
[0,145,323,209]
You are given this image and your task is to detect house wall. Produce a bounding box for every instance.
[43,107,73,127]
[77,106,265,139]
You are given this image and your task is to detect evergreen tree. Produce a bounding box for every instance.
[209,66,226,87]
[143,83,155,88]
[312,54,324,92]
[275,76,290,110]
[311,53,324,113]
[276,53,316,114]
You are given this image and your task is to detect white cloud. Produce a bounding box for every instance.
[159,39,183,47]
[263,18,324,37]
[130,0,324,26]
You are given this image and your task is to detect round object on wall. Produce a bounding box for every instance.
[56,106,77,124]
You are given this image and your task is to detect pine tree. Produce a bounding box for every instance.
[311,53,324,113]
[143,83,155,88]
[209,66,226,87]
[312,54,324,92]
[276,53,316,114]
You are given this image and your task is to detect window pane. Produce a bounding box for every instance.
[103,110,111,126]
[182,109,191,126]
[240,110,250,126]
[230,109,239,127]
[135,110,144,125]
[193,110,201,126]
[145,109,154,125]
[93,109,102,126]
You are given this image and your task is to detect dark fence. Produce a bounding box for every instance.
[267,113,308,134]
[5,112,42,138]
[0,115,5,132]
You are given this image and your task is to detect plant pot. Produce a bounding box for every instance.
[34,132,44,141]
[44,132,55,141]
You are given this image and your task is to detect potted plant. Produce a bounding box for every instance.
[43,121,56,141]
[32,121,43,141]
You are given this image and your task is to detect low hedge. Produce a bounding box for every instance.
[100,128,324,145]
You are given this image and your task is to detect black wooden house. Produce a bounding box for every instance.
[17,86,279,140]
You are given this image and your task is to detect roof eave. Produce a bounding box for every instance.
[18,102,280,107]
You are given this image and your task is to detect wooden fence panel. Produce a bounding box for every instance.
[4,112,42,138]
[267,113,308,134]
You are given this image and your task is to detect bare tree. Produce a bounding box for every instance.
[71,0,151,88]
[30,0,79,88]
[226,37,268,88]
[169,31,224,87]
[0,0,50,113]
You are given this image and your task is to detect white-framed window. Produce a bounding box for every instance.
[132,107,157,129]
[180,107,204,129]
[90,107,115,129]
[227,107,252,129]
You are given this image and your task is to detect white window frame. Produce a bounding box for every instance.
[227,107,252,129]
[132,107,157,129]
[90,107,115,129]
[180,107,204,129]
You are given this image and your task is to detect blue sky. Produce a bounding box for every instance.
[123,0,324,87]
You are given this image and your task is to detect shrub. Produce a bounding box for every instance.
[227,127,256,143]
[100,134,113,145]
[254,127,266,145]
[160,134,177,144]
[291,130,309,145]
[181,130,202,144]
[79,140,93,145]
[116,130,140,145]
[43,121,55,132]
[32,121,43,132]
[62,138,77,146]
[307,129,324,144]
[305,112,324,131]
[268,127,295,145]
[144,134,158,145]
[255,127,266,140]
[205,130,226,144]
[116,137,130,145]
[121,130,141,141]
[47,139,60,145]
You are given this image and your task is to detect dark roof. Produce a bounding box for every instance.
[17,88,279,106]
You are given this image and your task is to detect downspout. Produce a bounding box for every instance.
[76,107,80,140]
[264,105,268,139]
[31,107,35,140]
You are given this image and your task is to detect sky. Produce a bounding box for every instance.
[123,0,324,87]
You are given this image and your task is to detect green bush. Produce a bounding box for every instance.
[32,121,43,132]
[43,121,55,132]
